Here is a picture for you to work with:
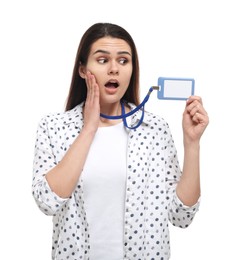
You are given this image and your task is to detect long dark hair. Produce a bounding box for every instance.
[65,23,140,111]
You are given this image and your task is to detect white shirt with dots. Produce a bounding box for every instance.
[32,102,200,260]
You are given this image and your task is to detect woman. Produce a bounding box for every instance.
[32,23,209,260]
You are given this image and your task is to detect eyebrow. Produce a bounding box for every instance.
[93,49,131,56]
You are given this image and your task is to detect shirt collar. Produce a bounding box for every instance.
[61,102,84,128]
[127,102,151,126]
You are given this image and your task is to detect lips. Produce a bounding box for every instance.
[104,80,119,88]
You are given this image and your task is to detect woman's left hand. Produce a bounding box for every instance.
[182,96,209,144]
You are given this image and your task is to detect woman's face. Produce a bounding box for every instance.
[81,36,133,105]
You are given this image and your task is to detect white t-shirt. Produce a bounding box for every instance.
[82,122,128,259]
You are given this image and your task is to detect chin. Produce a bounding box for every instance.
[100,96,121,105]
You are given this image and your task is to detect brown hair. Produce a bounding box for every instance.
[65,23,140,111]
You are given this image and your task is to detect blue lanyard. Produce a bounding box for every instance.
[100,86,158,130]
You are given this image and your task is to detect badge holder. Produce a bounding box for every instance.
[157,77,195,100]
[100,77,195,130]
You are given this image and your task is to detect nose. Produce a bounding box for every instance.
[108,60,119,75]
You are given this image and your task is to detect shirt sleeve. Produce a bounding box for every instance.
[32,116,68,216]
[170,193,200,228]
[164,122,200,228]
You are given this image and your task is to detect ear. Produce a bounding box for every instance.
[79,64,87,79]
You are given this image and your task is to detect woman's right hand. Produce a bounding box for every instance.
[83,71,100,133]
[44,71,100,198]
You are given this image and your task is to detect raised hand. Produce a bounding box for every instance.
[83,71,100,133]
[182,96,209,145]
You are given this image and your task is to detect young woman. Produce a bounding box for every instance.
[32,23,209,260]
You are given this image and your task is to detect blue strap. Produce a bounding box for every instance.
[121,100,146,129]
[100,86,156,129]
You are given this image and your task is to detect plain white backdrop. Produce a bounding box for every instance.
[1,0,224,259]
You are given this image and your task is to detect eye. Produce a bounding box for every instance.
[97,58,108,64]
[119,58,128,65]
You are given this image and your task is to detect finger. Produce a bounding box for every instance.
[93,82,100,100]
[89,73,97,103]
[186,96,203,105]
[186,97,207,115]
[192,112,201,124]
[192,112,209,126]
[189,104,208,119]
[84,72,90,99]
[85,71,94,102]
[86,72,99,106]
[188,103,201,117]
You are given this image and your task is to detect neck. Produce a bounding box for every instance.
[100,101,121,116]
[99,101,131,127]
[99,101,122,127]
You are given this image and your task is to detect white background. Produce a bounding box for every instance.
[1,0,224,259]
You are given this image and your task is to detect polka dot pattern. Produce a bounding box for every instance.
[32,102,200,260]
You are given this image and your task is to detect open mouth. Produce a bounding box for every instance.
[104,80,119,88]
